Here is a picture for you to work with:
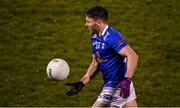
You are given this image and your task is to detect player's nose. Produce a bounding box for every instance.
[85,22,88,27]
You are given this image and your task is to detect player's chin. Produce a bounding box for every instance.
[91,30,98,35]
[88,29,97,35]
[89,29,93,34]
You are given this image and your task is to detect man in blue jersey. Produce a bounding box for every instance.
[66,6,138,107]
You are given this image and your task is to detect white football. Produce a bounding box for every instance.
[46,58,69,80]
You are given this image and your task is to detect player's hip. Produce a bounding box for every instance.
[97,82,137,107]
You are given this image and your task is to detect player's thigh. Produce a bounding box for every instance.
[123,99,138,108]
[92,100,110,107]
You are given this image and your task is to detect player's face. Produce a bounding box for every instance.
[85,16,100,34]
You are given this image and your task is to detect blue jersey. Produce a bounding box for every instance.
[91,26,127,88]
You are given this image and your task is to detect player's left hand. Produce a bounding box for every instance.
[65,81,85,96]
[117,78,131,98]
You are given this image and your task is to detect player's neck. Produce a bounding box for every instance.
[98,24,107,37]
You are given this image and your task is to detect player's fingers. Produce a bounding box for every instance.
[66,90,74,96]
[65,83,75,86]
[124,90,129,98]
[123,90,127,98]
[121,88,126,98]
[126,91,129,98]
[66,90,77,96]
[68,92,76,96]
[66,90,71,96]
[120,89,123,97]
[66,88,77,96]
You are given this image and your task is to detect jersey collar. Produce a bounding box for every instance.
[101,25,109,36]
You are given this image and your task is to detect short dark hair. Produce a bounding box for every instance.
[86,6,108,22]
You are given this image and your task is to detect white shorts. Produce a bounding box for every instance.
[96,82,136,108]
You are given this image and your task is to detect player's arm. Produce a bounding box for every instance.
[80,54,99,85]
[119,45,138,79]
[65,54,99,96]
[108,33,138,79]
[117,45,138,98]
[108,32,138,98]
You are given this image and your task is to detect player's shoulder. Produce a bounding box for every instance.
[105,27,123,41]
[108,27,119,34]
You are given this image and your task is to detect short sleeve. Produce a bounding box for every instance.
[107,33,127,53]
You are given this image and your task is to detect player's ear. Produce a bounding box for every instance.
[97,20,101,26]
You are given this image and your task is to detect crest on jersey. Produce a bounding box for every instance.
[103,31,110,41]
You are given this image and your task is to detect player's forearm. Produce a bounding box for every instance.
[80,62,98,85]
[125,53,138,79]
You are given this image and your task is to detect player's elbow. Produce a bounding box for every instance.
[132,51,138,63]
[134,51,138,59]
[129,51,138,64]
[135,53,139,64]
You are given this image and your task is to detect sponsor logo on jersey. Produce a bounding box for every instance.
[95,51,108,63]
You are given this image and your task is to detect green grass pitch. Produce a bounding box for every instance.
[0,0,179,107]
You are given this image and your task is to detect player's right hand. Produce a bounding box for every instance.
[65,81,85,96]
